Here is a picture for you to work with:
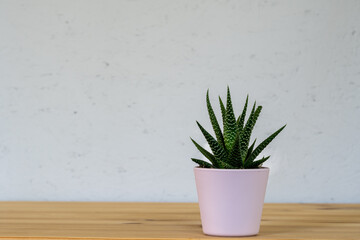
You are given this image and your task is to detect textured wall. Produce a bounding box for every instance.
[1,0,359,203]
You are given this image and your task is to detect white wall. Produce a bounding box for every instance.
[1,0,359,203]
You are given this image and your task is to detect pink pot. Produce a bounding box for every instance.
[194,167,269,236]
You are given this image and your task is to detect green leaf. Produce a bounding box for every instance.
[244,139,257,164]
[240,103,262,160]
[237,95,248,132]
[196,121,228,162]
[223,87,238,150]
[191,158,213,168]
[250,101,256,115]
[246,156,270,168]
[218,160,236,169]
[228,131,242,168]
[206,90,225,149]
[219,96,226,132]
[190,138,218,167]
[247,125,286,163]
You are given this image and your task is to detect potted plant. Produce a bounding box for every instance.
[191,87,286,237]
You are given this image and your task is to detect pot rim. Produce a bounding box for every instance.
[194,166,269,172]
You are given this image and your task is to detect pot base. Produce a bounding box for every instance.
[203,231,258,237]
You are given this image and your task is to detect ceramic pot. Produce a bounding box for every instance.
[194,167,269,236]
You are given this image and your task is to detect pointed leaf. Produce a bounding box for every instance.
[244,139,256,164]
[228,131,242,167]
[248,125,286,163]
[250,101,256,115]
[239,102,256,156]
[190,138,217,167]
[236,95,248,132]
[206,90,225,148]
[191,158,213,168]
[196,121,228,162]
[219,96,226,132]
[223,87,238,150]
[246,156,270,168]
[240,103,262,160]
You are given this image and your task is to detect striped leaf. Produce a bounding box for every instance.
[236,95,248,132]
[244,139,257,164]
[206,90,225,149]
[240,103,262,161]
[223,87,238,151]
[239,102,256,157]
[190,138,218,167]
[247,125,286,163]
[245,156,270,168]
[228,131,242,168]
[219,96,226,133]
[191,158,213,168]
[196,121,228,162]
[218,160,236,169]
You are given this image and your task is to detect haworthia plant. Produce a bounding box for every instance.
[191,87,286,169]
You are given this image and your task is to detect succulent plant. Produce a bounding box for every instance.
[191,87,286,169]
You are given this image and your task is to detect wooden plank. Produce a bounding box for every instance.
[0,202,359,240]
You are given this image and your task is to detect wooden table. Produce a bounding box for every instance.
[0,202,359,239]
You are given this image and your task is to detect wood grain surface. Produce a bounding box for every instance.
[0,202,359,240]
